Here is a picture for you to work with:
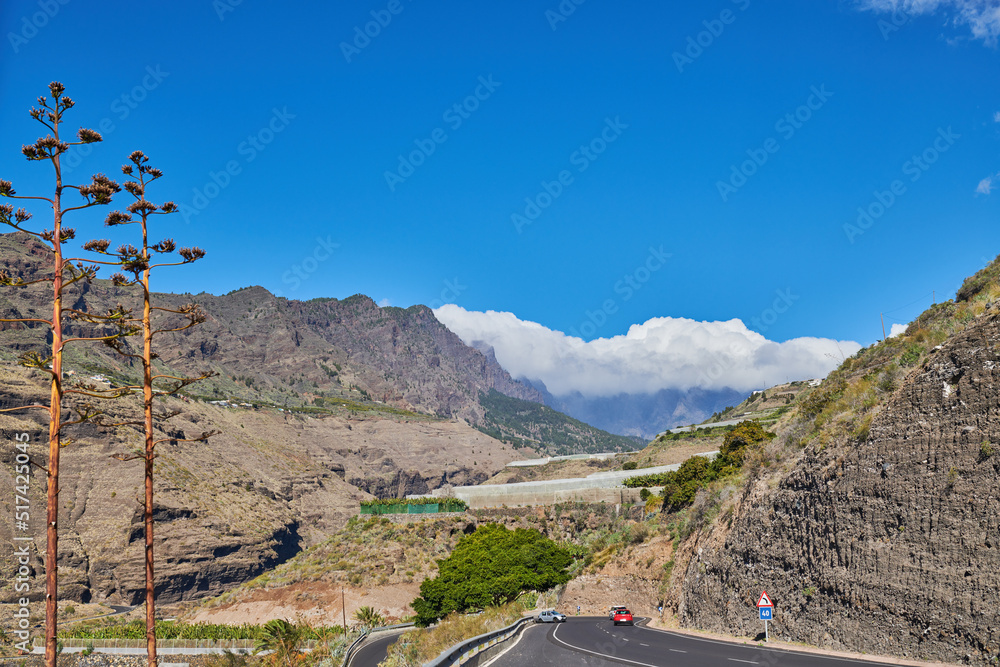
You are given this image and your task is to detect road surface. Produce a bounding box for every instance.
[492,617,904,666]
[347,630,407,667]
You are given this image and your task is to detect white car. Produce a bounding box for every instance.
[535,610,567,623]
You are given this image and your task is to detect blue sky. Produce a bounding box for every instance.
[1,1,998,395]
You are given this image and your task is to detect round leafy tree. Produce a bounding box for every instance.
[412,523,573,626]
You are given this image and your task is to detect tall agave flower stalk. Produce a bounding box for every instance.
[0,82,125,667]
[88,150,215,667]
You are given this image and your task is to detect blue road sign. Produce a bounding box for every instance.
[759,607,773,620]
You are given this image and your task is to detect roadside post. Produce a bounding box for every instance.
[757,591,773,641]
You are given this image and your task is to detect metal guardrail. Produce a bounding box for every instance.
[423,616,533,667]
[341,631,369,667]
[342,622,415,667]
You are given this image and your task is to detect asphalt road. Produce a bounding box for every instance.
[347,630,406,667]
[492,617,906,667]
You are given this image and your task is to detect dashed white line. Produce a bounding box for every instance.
[551,625,660,667]
[728,659,759,664]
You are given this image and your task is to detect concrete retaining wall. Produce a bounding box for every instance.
[507,453,618,468]
[409,452,717,509]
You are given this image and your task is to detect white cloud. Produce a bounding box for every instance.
[889,323,909,337]
[976,174,998,194]
[378,298,392,307]
[993,111,1000,122]
[856,0,1000,43]
[434,305,862,397]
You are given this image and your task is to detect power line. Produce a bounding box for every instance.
[883,291,935,316]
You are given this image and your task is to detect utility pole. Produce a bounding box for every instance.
[881,313,886,341]
[342,589,347,634]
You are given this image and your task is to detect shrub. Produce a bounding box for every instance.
[900,344,924,367]
[622,461,637,470]
[719,420,776,466]
[412,524,572,626]
[627,522,650,545]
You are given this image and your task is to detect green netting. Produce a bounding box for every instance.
[360,499,466,515]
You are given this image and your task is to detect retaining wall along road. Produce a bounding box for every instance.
[409,454,717,509]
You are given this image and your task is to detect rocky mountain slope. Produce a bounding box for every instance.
[669,259,1000,664]
[0,361,521,605]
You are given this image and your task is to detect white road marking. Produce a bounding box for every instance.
[669,649,687,653]
[551,624,660,667]
[728,660,759,664]
[640,625,892,665]
[479,621,533,667]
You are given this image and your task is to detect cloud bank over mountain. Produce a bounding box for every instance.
[434,305,862,398]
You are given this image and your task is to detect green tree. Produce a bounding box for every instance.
[718,419,775,467]
[411,524,572,626]
[661,456,715,510]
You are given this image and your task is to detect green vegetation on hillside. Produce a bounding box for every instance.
[625,420,775,510]
[801,256,1000,449]
[476,389,644,455]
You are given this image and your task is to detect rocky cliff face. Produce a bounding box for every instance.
[0,363,521,605]
[679,311,1000,664]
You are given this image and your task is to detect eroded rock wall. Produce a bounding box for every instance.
[681,314,1000,664]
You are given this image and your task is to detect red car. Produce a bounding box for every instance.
[612,608,634,626]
